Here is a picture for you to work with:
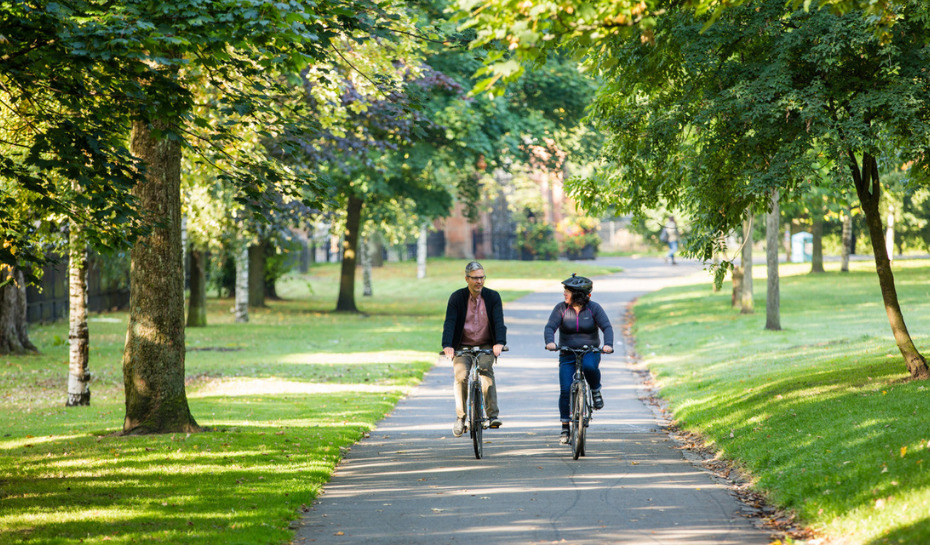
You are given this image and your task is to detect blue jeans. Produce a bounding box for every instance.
[559,351,601,422]
[667,240,678,259]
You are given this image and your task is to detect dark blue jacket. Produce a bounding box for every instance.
[544,300,614,349]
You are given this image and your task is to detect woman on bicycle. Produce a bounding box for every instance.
[544,274,614,443]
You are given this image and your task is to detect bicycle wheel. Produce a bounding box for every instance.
[470,381,483,459]
[571,382,585,460]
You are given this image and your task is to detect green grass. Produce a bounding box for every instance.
[0,258,616,545]
[632,259,930,545]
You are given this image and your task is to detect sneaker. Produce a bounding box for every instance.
[453,418,465,437]
[559,425,570,444]
[592,389,604,410]
[489,418,502,429]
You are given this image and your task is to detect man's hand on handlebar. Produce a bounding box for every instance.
[492,344,504,358]
[443,347,454,359]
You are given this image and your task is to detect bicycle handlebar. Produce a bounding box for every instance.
[548,345,604,354]
[438,346,509,357]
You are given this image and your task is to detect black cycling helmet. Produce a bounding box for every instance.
[561,273,593,295]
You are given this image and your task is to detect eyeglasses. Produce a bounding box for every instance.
[466,275,486,281]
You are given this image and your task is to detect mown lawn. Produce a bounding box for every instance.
[632,259,930,545]
[0,258,616,545]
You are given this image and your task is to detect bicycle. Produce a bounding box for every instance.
[444,346,506,459]
[552,345,603,460]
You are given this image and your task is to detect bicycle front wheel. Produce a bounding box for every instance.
[470,381,483,459]
[571,382,585,460]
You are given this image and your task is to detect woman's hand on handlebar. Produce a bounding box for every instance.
[545,342,557,351]
[602,345,614,354]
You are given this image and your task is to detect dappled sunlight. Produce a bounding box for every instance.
[0,433,86,451]
[189,377,403,397]
[278,349,433,365]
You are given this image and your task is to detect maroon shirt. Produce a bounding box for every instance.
[460,292,490,346]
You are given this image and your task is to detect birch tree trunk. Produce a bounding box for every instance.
[67,222,91,406]
[765,191,781,331]
[361,235,373,297]
[186,248,207,327]
[740,215,754,314]
[850,152,928,379]
[841,208,852,272]
[235,244,249,323]
[122,118,198,434]
[417,224,427,280]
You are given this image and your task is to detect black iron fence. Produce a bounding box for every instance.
[26,254,130,324]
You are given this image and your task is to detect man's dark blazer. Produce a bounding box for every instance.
[441,287,507,349]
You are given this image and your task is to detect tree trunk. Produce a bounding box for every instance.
[885,208,895,264]
[765,191,781,331]
[731,267,743,307]
[248,241,266,308]
[811,213,825,273]
[841,208,852,272]
[361,234,373,297]
[740,215,754,314]
[67,221,91,406]
[370,233,384,268]
[0,267,37,355]
[265,276,280,300]
[784,226,792,263]
[235,244,249,323]
[849,151,929,379]
[186,247,207,327]
[123,119,199,434]
[336,194,362,312]
[417,223,427,279]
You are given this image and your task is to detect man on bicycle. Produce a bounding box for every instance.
[442,261,507,437]
[544,274,614,443]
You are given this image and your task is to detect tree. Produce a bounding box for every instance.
[454,0,909,96]
[0,266,36,355]
[740,215,754,315]
[765,191,781,331]
[564,1,930,378]
[121,118,199,434]
[67,214,91,406]
[3,0,398,433]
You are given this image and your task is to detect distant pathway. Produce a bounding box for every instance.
[293,257,771,545]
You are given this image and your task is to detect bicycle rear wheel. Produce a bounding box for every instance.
[571,382,585,460]
[470,381,483,459]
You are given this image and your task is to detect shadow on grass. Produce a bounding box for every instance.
[668,345,926,521]
[0,393,398,545]
[865,517,930,545]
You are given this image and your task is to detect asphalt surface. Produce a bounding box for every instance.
[293,257,772,545]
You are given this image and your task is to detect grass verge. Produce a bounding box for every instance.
[632,259,930,545]
[0,258,617,545]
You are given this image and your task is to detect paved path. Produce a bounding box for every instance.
[294,257,771,545]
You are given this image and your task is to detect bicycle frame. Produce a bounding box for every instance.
[454,347,494,460]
